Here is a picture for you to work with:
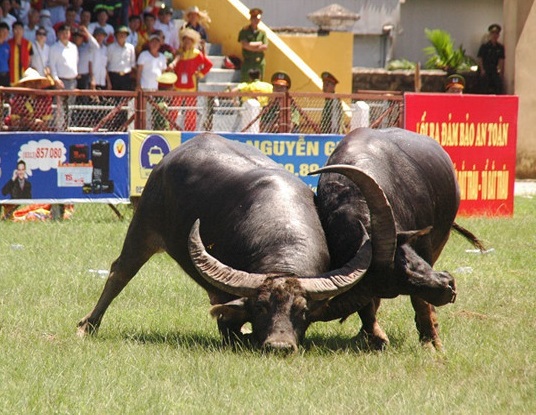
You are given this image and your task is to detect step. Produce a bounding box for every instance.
[198,81,240,92]
[202,68,240,83]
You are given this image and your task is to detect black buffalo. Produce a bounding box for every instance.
[312,127,483,350]
[78,133,386,351]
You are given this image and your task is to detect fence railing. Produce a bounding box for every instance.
[0,87,403,134]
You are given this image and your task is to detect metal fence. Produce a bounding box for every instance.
[0,87,403,133]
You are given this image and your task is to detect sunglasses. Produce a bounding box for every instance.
[37,32,46,35]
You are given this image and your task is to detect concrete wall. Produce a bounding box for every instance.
[513,0,536,178]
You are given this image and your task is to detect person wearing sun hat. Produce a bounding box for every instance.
[6,67,54,130]
[477,23,505,94]
[181,5,210,51]
[238,7,268,82]
[167,27,213,131]
[445,74,465,94]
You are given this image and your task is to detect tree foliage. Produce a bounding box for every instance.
[423,28,475,72]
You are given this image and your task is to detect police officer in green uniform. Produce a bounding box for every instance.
[238,8,268,82]
[320,71,343,134]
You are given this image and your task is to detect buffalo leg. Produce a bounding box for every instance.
[410,295,443,350]
[77,223,162,337]
[356,297,389,350]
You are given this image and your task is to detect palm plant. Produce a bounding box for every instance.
[423,28,475,72]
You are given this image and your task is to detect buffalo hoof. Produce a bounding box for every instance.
[421,337,444,352]
[76,318,98,337]
[355,327,390,351]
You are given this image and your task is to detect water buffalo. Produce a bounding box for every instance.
[312,127,483,350]
[78,133,387,352]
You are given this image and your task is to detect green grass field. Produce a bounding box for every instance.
[1,199,535,414]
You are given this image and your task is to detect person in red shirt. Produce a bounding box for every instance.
[9,20,33,85]
[167,28,212,131]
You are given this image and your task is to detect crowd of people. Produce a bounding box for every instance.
[0,0,506,132]
[0,0,220,130]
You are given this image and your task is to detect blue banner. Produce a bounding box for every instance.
[181,132,343,191]
[0,132,129,203]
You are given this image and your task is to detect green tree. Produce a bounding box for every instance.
[423,28,475,72]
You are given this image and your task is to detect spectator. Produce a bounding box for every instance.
[49,24,78,128]
[126,14,140,50]
[320,71,343,134]
[136,32,165,90]
[79,9,91,28]
[83,25,108,90]
[5,67,54,131]
[136,11,155,55]
[0,21,10,86]
[1,0,17,37]
[23,7,39,42]
[233,67,272,107]
[141,29,173,64]
[106,25,135,90]
[31,26,51,79]
[477,23,505,95]
[88,6,114,45]
[238,7,267,82]
[261,71,300,133]
[53,5,78,39]
[39,9,56,45]
[445,74,465,94]
[9,20,33,85]
[70,0,83,22]
[106,25,135,129]
[0,0,17,39]
[72,27,89,89]
[154,5,179,51]
[44,0,68,26]
[12,0,31,25]
[168,28,212,131]
[181,5,210,52]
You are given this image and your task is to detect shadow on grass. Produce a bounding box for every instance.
[116,328,407,355]
[121,330,223,350]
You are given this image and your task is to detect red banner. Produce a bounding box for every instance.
[404,93,518,216]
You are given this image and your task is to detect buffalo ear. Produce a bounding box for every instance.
[397,226,433,246]
[210,298,249,322]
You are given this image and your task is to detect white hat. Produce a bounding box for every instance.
[39,9,51,18]
[14,68,53,88]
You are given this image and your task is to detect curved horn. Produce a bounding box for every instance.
[188,219,372,300]
[188,219,264,298]
[310,165,397,269]
[296,221,372,301]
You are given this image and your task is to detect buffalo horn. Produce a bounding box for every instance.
[188,219,372,300]
[311,165,397,269]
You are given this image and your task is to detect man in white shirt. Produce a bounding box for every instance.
[153,5,179,51]
[81,25,108,90]
[106,25,135,130]
[49,24,78,128]
[23,7,40,42]
[106,25,135,90]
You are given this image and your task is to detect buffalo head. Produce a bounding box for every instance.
[188,219,372,352]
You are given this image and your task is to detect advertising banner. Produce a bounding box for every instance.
[0,133,129,203]
[404,93,518,216]
[129,131,343,196]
